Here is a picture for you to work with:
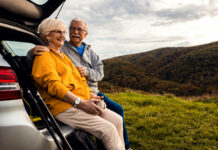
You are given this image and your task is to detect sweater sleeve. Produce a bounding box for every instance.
[32,52,69,99]
[86,50,104,82]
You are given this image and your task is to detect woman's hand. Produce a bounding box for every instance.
[78,98,104,115]
[64,91,104,115]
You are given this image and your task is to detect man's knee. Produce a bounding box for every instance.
[97,92,105,97]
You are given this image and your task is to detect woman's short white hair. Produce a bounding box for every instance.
[69,17,88,32]
[38,18,66,38]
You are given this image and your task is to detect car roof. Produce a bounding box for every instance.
[0,0,65,29]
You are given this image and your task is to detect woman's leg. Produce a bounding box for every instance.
[55,107,125,150]
[98,92,130,149]
[100,108,124,147]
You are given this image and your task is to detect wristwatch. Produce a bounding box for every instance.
[74,97,81,108]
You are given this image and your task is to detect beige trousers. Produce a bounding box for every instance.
[55,107,125,150]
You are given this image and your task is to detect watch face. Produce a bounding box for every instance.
[75,98,80,105]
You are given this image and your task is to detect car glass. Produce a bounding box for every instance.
[1,41,35,56]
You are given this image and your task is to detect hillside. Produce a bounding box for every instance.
[106,92,218,150]
[99,42,218,96]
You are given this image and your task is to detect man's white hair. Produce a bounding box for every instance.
[69,17,88,32]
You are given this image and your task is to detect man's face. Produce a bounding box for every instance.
[69,21,87,47]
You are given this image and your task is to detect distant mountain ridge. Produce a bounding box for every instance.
[99,41,218,96]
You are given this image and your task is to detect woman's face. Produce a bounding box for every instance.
[47,26,66,48]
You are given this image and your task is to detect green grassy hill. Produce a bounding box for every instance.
[106,92,218,150]
[100,42,218,96]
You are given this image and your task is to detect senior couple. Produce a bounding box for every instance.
[29,18,132,150]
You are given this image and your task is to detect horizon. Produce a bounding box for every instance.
[50,0,218,60]
[100,40,218,60]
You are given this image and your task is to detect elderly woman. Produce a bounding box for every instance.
[32,18,125,150]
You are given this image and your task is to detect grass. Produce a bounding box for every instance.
[106,92,218,150]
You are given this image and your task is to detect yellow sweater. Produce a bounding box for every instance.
[32,49,92,116]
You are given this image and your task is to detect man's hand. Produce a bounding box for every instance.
[90,92,106,109]
[78,98,104,115]
[90,92,104,99]
[76,66,87,77]
[30,45,49,56]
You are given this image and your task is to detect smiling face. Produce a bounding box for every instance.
[46,26,66,50]
[39,18,67,51]
[69,20,87,47]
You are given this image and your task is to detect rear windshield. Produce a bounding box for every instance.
[1,41,35,56]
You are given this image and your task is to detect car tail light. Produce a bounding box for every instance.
[0,66,22,100]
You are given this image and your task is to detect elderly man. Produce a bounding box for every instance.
[27,18,131,150]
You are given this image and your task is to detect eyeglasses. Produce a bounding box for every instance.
[51,30,67,35]
[70,26,86,32]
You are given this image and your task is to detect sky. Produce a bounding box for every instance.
[50,0,218,60]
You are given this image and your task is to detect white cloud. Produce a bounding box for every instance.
[51,0,218,59]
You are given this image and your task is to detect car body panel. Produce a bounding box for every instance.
[0,100,57,150]
[0,54,10,67]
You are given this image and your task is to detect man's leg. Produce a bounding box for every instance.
[55,107,125,150]
[98,92,130,149]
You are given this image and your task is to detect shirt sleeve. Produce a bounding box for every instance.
[32,52,69,99]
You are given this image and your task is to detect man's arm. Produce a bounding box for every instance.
[77,50,104,82]
[26,50,35,70]
[86,53,104,82]
[26,45,49,69]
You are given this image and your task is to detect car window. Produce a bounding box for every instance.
[1,41,35,56]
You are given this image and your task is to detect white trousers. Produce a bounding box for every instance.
[55,107,125,150]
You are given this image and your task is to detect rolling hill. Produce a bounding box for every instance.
[99,41,218,96]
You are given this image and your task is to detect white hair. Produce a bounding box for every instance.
[69,17,88,32]
[38,18,66,38]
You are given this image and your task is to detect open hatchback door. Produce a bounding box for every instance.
[0,0,65,29]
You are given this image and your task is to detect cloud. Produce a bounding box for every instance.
[52,0,218,59]
[154,5,205,24]
[58,0,215,25]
